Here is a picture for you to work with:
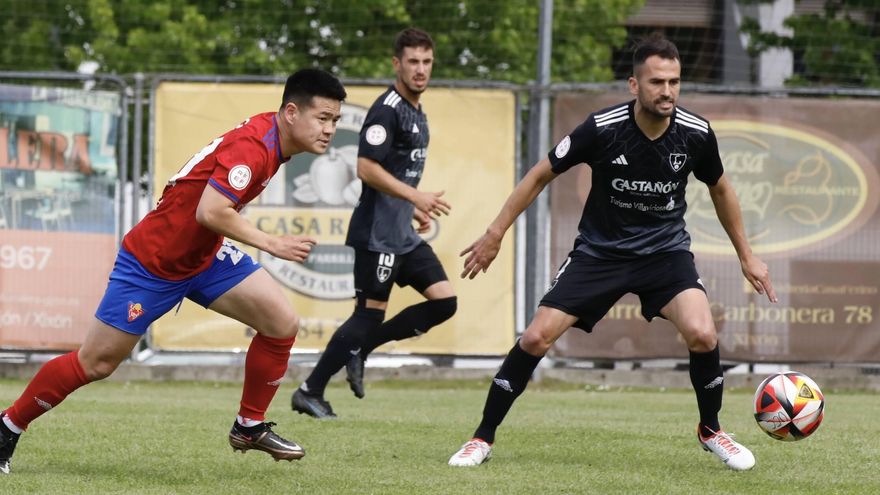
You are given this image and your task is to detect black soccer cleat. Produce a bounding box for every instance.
[228,421,305,462]
[0,412,21,475]
[291,388,337,419]
[345,353,366,399]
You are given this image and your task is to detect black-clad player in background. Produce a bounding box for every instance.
[293,28,456,418]
[448,34,776,471]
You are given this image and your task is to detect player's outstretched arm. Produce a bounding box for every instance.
[195,186,316,262]
[460,158,557,279]
[357,157,450,217]
[707,174,777,303]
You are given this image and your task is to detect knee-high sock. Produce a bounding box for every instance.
[689,345,723,436]
[304,307,385,396]
[362,297,457,356]
[4,351,90,430]
[238,334,295,421]
[473,341,542,444]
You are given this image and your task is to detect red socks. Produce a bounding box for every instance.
[238,334,295,421]
[5,351,90,430]
[3,336,295,429]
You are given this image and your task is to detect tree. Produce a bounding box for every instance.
[1,0,643,83]
[739,0,880,86]
[1,0,88,72]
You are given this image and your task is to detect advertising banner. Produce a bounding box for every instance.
[150,82,516,355]
[550,91,880,363]
[0,84,120,350]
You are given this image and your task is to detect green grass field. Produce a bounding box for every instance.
[0,377,877,494]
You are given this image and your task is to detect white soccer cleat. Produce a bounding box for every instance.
[448,438,492,467]
[698,426,756,471]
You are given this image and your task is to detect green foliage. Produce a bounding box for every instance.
[1,0,644,83]
[0,379,878,494]
[553,0,643,83]
[0,0,86,71]
[739,0,880,86]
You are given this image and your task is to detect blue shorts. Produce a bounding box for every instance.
[95,241,262,335]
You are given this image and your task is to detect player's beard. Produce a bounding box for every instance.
[405,79,427,95]
[642,95,675,119]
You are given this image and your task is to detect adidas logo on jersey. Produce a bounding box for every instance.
[611,154,628,165]
[412,123,419,133]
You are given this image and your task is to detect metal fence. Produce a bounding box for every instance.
[2,70,880,365]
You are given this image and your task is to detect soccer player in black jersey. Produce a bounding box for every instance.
[448,33,777,471]
[292,28,457,418]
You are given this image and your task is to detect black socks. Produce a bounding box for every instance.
[473,341,542,444]
[689,345,723,437]
[361,297,457,356]
[304,306,385,396]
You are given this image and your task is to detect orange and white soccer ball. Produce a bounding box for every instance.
[753,371,825,441]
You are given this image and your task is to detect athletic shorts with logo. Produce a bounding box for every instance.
[95,241,261,335]
[540,249,705,332]
[352,242,447,302]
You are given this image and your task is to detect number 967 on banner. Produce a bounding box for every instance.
[0,244,52,271]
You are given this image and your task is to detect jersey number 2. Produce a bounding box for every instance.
[169,137,225,183]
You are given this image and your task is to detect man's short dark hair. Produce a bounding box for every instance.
[393,28,434,58]
[632,33,680,72]
[281,69,347,110]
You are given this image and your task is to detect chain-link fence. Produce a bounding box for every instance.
[2,1,880,365]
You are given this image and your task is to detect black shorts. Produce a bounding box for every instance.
[352,242,448,302]
[540,249,705,332]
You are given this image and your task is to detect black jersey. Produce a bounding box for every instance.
[346,86,430,254]
[548,100,724,260]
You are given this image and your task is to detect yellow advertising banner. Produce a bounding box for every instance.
[150,82,516,355]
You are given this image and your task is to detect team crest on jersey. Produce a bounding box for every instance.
[229,164,252,190]
[127,302,145,322]
[555,135,571,158]
[365,124,387,146]
[668,153,687,172]
[376,266,392,283]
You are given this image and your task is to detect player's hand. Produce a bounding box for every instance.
[413,190,451,218]
[741,254,777,303]
[460,230,503,279]
[268,235,317,263]
[413,209,431,234]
